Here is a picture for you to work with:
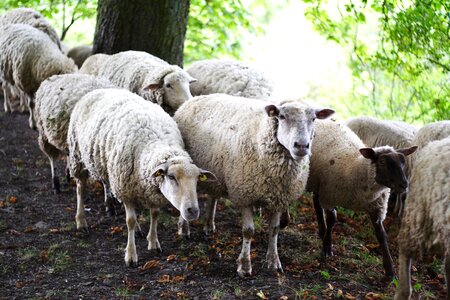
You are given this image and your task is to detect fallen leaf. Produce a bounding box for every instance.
[65,207,74,212]
[166,254,177,261]
[157,274,171,283]
[40,250,49,261]
[279,296,288,300]
[176,291,186,299]
[15,281,23,289]
[365,292,384,299]
[49,228,60,234]
[366,243,379,250]
[6,229,21,236]
[24,226,34,233]
[111,226,123,234]
[0,201,4,208]
[256,290,267,299]
[336,289,343,298]
[8,196,17,203]
[141,260,160,270]
[172,275,185,282]
[345,292,356,299]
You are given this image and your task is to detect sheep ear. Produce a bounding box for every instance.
[315,108,335,120]
[199,169,217,182]
[188,75,197,83]
[144,83,162,91]
[151,164,166,178]
[397,146,418,157]
[359,148,377,160]
[265,104,280,117]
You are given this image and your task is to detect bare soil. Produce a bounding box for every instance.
[0,102,446,299]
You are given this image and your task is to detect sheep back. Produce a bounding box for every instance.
[187,59,274,99]
[174,94,310,211]
[79,53,110,76]
[67,45,93,68]
[0,8,61,50]
[35,74,114,151]
[0,24,77,95]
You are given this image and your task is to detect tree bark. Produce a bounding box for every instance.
[93,0,190,67]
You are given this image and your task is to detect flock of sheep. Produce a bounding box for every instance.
[0,8,448,299]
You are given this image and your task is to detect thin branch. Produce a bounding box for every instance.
[60,0,83,41]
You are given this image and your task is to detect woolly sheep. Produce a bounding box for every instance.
[174,94,334,276]
[187,59,275,99]
[67,45,93,68]
[346,116,419,213]
[79,53,110,76]
[0,24,77,129]
[395,137,450,300]
[68,88,216,266]
[97,50,196,114]
[346,116,418,149]
[0,8,61,50]
[307,120,416,278]
[34,74,114,194]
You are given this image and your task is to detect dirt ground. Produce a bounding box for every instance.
[0,101,447,299]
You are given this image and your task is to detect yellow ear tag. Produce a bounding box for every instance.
[199,174,208,182]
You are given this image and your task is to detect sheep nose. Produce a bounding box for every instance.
[186,206,199,220]
[294,142,309,150]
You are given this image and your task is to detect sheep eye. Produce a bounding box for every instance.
[165,83,172,89]
[167,175,176,181]
[279,115,286,120]
[312,117,316,121]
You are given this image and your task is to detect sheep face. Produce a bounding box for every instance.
[151,162,216,221]
[160,72,195,110]
[360,146,417,194]
[265,104,335,160]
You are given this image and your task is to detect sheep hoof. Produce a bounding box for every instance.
[52,177,61,194]
[127,261,138,268]
[277,267,284,274]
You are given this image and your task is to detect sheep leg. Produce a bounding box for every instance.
[75,177,89,233]
[38,133,61,193]
[313,193,326,239]
[203,197,217,235]
[266,211,283,273]
[65,157,71,184]
[26,94,36,130]
[445,254,450,299]
[237,206,254,277]
[394,251,412,300]
[177,215,190,239]
[124,202,138,267]
[369,212,395,278]
[323,208,336,257]
[2,82,11,112]
[279,209,291,229]
[147,208,162,252]
[102,181,116,217]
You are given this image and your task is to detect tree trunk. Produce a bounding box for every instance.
[93,0,190,67]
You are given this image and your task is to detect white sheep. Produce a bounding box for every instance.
[34,74,114,194]
[307,120,417,278]
[346,116,420,214]
[97,50,196,114]
[395,137,450,300]
[187,58,275,99]
[0,8,61,50]
[67,45,93,68]
[174,94,334,276]
[0,24,77,129]
[79,53,110,76]
[346,116,418,149]
[68,88,216,266]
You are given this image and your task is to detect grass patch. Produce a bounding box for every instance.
[19,246,40,261]
[47,243,72,274]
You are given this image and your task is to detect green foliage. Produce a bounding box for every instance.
[302,0,450,124]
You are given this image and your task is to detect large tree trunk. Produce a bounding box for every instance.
[93,0,190,67]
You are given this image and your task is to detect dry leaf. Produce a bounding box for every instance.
[15,281,23,289]
[157,274,171,283]
[279,297,288,300]
[172,275,185,282]
[65,207,74,212]
[256,290,267,299]
[365,292,383,299]
[366,243,379,250]
[0,201,5,208]
[8,196,17,203]
[111,226,123,234]
[345,292,356,299]
[49,228,60,233]
[336,289,343,298]
[166,254,177,261]
[141,260,160,270]
[24,226,34,233]
[176,291,186,299]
